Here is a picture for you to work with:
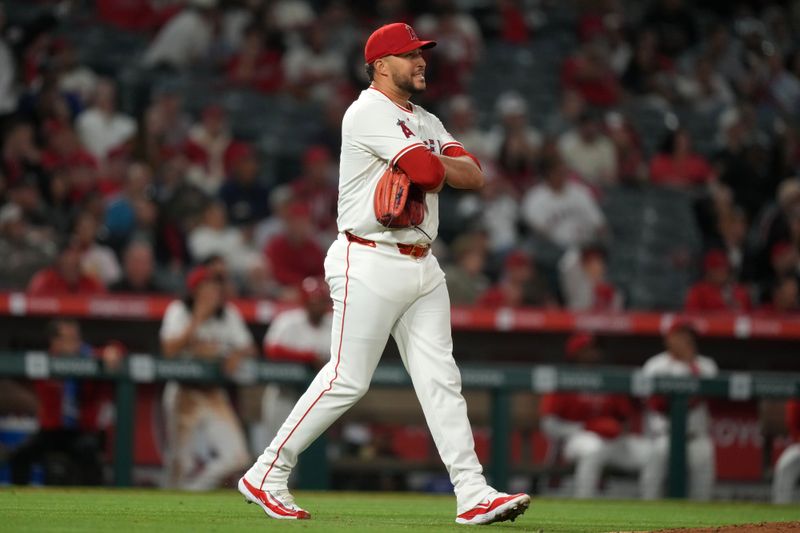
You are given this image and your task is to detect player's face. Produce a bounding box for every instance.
[387,49,427,95]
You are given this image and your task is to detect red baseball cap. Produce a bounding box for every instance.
[667,317,697,336]
[364,23,436,64]
[565,333,595,360]
[186,266,219,292]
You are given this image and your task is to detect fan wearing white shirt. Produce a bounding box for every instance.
[521,154,606,249]
[75,79,136,162]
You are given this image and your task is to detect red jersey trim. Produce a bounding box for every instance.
[390,142,427,168]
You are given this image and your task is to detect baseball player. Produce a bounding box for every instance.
[539,333,653,499]
[239,22,530,524]
[641,319,718,500]
[261,277,332,445]
[772,399,800,504]
[160,265,253,490]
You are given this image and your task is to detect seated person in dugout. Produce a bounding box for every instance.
[539,333,653,499]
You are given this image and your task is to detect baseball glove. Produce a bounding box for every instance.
[374,166,425,228]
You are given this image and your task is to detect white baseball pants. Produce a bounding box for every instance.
[244,233,491,513]
[646,433,716,500]
[772,443,800,504]
[562,431,654,499]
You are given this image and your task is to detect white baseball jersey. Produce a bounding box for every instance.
[641,351,718,436]
[263,308,332,362]
[338,86,462,245]
[160,300,254,357]
[521,181,605,248]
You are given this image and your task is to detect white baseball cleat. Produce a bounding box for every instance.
[455,492,531,525]
[238,477,311,520]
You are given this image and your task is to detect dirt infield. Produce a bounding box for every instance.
[653,522,800,533]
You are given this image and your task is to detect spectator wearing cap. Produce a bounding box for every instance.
[477,250,556,308]
[109,240,169,294]
[484,91,543,192]
[184,105,238,195]
[539,332,652,499]
[0,202,56,289]
[260,276,332,444]
[75,78,136,162]
[27,241,106,295]
[159,265,253,490]
[218,143,270,226]
[684,249,751,312]
[188,201,264,284]
[264,202,325,287]
[443,232,490,306]
[772,398,800,504]
[649,129,714,189]
[557,110,618,188]
[559,245,623,311]
[142,0,219,70]
[522,153,606,250]
[641,319,718,500]
[290,145,338,237]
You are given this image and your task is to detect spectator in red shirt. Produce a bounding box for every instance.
[684,249,751,312]
[649,129,714,188]
[226,24,284,94]
[264,202,325,288]
[477,250,556,308]
[8,319,122,485]
[27,241,106,295]
[561,41,621,108]
[539,332,649,498]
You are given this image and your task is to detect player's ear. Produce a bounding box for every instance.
[374,57,388,77]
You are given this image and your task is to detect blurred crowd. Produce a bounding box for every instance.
[1,0,800,313]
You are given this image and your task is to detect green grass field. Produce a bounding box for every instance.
[1,488,799,532]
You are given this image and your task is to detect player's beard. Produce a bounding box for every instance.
[393,70,425,95]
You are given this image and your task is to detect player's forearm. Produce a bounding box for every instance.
[438,155,484,190]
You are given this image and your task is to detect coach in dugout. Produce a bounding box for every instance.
[641,318,718,500]
[539,333,652,498]
[8,319,123,485]
[159,264,253,490]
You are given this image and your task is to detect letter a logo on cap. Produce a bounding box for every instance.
[405,24,418,41]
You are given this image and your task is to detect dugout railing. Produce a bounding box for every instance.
[0,351,798,498]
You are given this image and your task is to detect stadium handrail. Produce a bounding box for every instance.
[3,291,800,339]
[1,351,798,497]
